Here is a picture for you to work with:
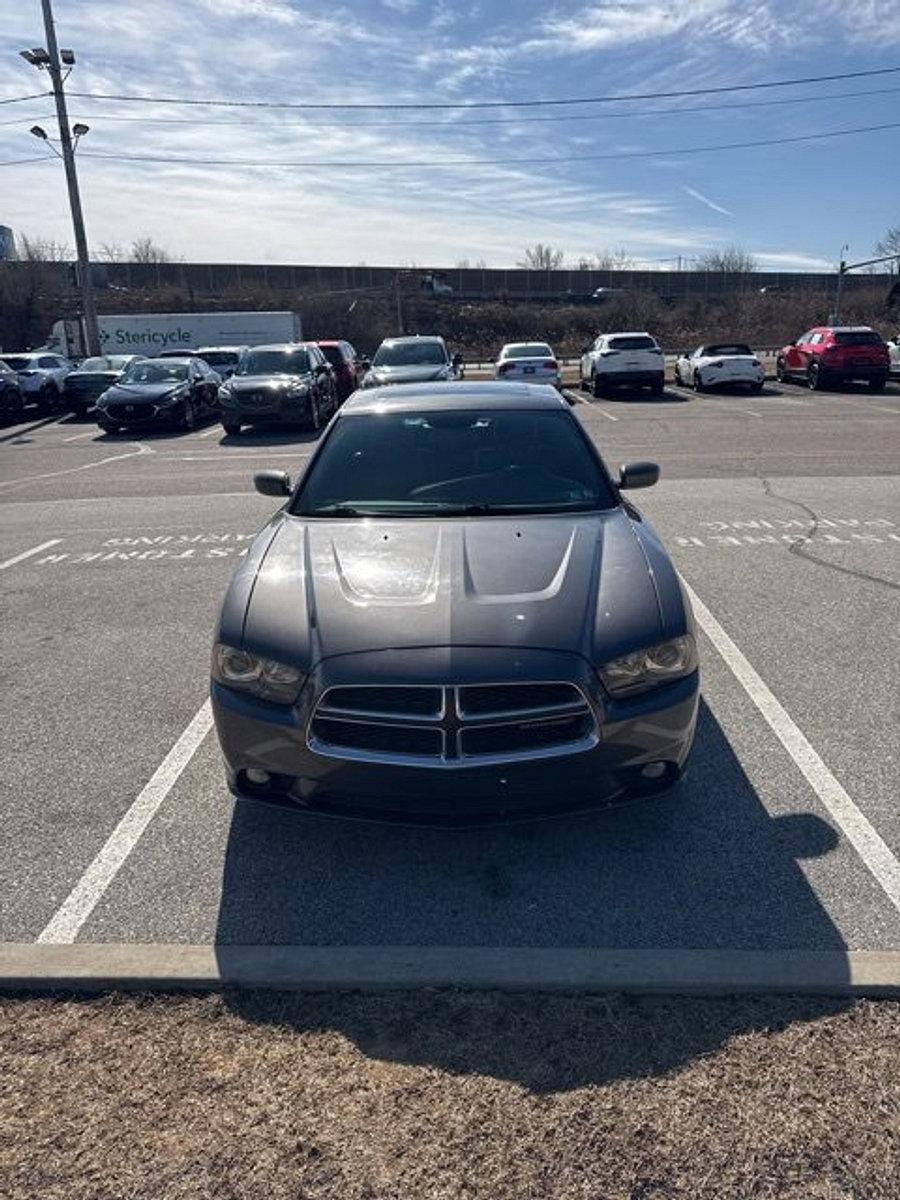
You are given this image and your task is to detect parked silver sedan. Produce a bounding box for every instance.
[210,382,699,824]
[494,342,561,387]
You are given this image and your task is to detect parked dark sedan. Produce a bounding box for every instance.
[217,343,337,434]
[0,360,25,425]
[63,354,146,416]
[95,356,221,434]
[211,382,699,824]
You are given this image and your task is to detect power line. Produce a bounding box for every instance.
[0,91,51,105]
[66,65,900,112]
[11,84,897,131]
[74,121,900,168]
[0,156,52,166]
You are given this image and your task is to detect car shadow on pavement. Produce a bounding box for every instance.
[215,698,851,1087]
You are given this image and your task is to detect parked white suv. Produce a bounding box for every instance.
[579,332,664,397]
[888,337,900,378]
[0,351,73,413]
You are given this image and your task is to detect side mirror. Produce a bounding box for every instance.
[618,461,660,490]
[254,470,292,497]
[452,353,464,368]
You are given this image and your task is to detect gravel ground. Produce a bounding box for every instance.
[2,991,898,1200]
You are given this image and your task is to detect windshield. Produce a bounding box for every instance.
[120,361,189,384]
[703,344,753,357]
[237,348,310,376]
[502,344,553,359]
[372,341,447,367]
[78,356,125,372]
[1,357,31,370]
[294,409,616,517]
[201,351,241,367]
[834,331,883,346]
[608,336,656,351]
[319,346,345,367]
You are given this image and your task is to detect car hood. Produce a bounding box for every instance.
[365,364,451,386]
[237,510,670,672]
[102,381,185,404]
[229,374,307,392]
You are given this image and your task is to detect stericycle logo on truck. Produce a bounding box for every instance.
[102,327,193,348]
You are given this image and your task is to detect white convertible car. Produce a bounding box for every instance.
[674,342,765,393]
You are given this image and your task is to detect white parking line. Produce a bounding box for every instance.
[62,430,99,443]
[37,699,214,944]
[684,580,900,916]
[198,425,222,438]
[0,538,62,571]
[0,443,153,491]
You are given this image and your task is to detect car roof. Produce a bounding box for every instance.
[196,344,247,352]
[602,330,653,338]
[377,334,446,345]
[341,381,568,414]
[243,342,312,351]
[825,325,876,333]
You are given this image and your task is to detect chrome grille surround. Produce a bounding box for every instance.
[308,682,598,768]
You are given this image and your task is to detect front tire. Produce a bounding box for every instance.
[308,393,322,431]
[180,398,197,430]
[591,372,606,398]
[98,420,119,435]
[222,420,242,436]
[693,371,705,393]
[775,357,787,383]
[36,384,57,414]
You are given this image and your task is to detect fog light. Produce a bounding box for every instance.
[246,769,270,785]
[641,762,666,780]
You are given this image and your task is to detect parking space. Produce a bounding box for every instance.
[1,384,898,957]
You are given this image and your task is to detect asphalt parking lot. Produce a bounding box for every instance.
[2,378,899,964]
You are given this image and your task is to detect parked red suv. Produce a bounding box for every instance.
[316,340,365,403]
[776,326,889,391]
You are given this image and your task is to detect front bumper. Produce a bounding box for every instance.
[98,402,181,427]
[221,394,310,423]
[211,651,699,825]
[699,369,764,387]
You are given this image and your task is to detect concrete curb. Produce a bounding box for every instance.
[1,945,898,995]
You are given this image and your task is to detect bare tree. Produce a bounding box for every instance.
[874,225,900,271]
[98,241,126,262]
[517,243,565,270]
[16,233,71,261]
[593,247,635,270]
[694,246,757,273]
[130,237,173,263]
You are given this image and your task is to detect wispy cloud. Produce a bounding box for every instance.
[683,185,733,216]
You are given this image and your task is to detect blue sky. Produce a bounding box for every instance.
[0,0,897,268]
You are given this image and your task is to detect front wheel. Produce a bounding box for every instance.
[180,398,197,430]
[807,363,825,391]
[222,420,242,436]
[775,357,787,383]
[98,420,119,435]
[591,372,606,398]
[693,372,705,393]
[308,393,322,432]
[674,365,682,386]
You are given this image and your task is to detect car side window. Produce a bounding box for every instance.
[809,333,823,345]
[38,356,58,368]
[594,338,604,351]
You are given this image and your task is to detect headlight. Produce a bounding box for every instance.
[598,634,697,697]
[158,387,187,407]
[288,382,309,396]
[218,386,232,402]
[212,643,305,704]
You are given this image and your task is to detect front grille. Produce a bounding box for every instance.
[107,402,155,420]
[309,682,597,767]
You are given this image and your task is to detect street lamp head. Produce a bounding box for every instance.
[20,47,51,66]
[60,48,76,66]
[72,123,90,137]
[30,125,49,140]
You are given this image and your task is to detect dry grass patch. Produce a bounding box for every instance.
[1,991,898,1199]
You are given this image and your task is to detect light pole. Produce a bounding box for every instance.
[830,249,899,324]
[20,0,100,356]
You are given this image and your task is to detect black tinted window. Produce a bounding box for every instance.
[834,331,883,346]
[607,336,656,350]
[294,409,616,517]
[319,346,345,367]
[703,344,753,357]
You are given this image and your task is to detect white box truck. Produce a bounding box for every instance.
[46,311,303,358]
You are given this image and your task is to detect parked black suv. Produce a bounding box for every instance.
[217,343,337,434]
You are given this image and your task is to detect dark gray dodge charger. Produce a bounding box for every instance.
[211,382,699,823]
